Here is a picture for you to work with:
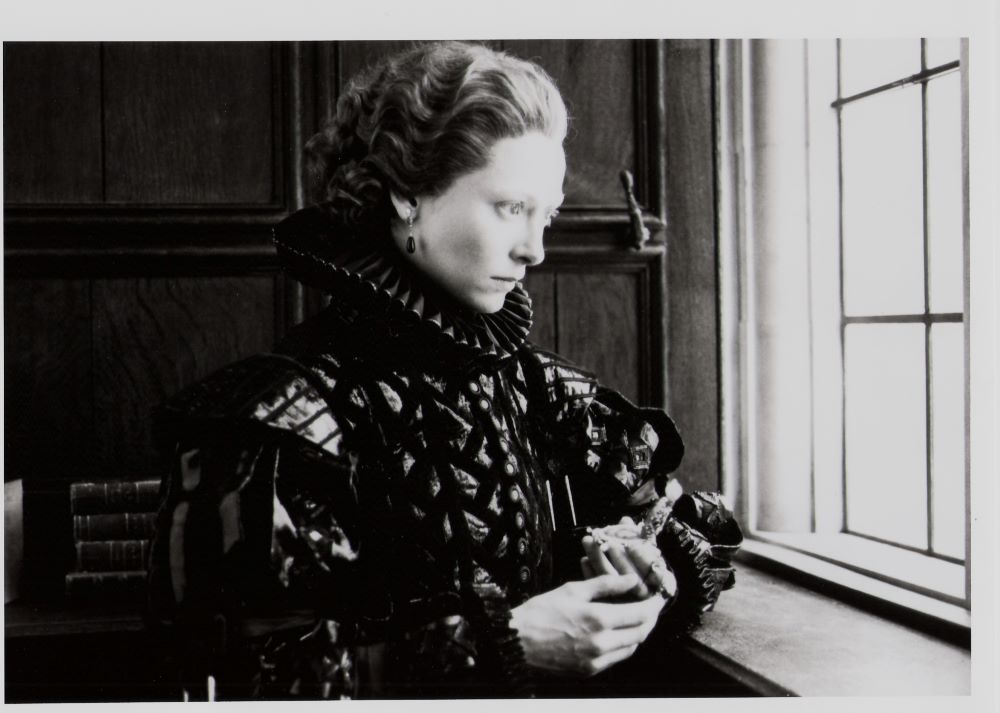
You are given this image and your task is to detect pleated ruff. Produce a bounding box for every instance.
[273,207,533,361]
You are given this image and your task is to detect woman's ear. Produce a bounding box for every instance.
[389,192,417,221]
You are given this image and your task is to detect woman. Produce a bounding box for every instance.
[147,41,741,700]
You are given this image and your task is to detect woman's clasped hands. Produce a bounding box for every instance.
[509,517,677,677]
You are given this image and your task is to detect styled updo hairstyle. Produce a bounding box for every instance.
[305,41,568,229]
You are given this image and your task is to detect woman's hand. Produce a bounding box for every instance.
[509,573,667,676]
[581,517,677,601]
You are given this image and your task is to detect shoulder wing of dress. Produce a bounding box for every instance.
[153,353,347,458]
[271,205,346,295]
[520,345,600,427]
[273,204,334,248]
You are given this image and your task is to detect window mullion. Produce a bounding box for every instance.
[805,39,843,534]
[836,38,849,536]
[959,39,971,609]
[922,39,935,556]
[830,60,960,109]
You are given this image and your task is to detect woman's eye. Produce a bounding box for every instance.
[499,201,525,217]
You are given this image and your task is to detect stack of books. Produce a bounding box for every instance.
[64,479,161,607]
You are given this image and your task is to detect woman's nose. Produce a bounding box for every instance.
[512,218,546,266]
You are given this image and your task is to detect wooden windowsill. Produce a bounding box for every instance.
[7,565,972,698]
[685,563,971,696]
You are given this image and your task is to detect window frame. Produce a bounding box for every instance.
[715,38,971,630]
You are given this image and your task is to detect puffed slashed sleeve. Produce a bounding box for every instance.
[522,346,684,523]
[146,356,365,699]
[522,346,742,631]
[147,355,530,698]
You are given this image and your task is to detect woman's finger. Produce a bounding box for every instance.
[589,592,667,629]
[585,643,640,677]
[580,555,595,579]
[572,572,641,604]
[590,621,654,654]
[648,561,677,600]
[582,535,617,576]
[621,539,661,571]
[624,541,676,599]
[602,542,649,598]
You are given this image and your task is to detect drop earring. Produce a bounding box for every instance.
[405,208,416,254]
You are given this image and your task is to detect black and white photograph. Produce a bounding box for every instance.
[3,0,997,708]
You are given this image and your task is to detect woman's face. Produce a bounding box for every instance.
[403,132,566,314]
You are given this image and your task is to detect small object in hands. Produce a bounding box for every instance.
[628,545,676,600]
[640,496,674,540]
[585,506,676,600]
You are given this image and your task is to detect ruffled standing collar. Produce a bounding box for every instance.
[273,206,533,361]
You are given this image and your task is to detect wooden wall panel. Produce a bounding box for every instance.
[2,43,103,204]
[102,43,276,205]
[4,279,94,480]
[4,39,702,606]
[556,272,640,403]
[522,270,557,352]
[664,40,719,493]
[91,276,277,477]
[503,40,635,208]
[5,279,93,600]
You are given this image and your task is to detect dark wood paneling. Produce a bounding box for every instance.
[6,232,282,280]
[4,279,93,601]
[4,38,696,608]
[4,279,94,479]
[103,42,276,205]
[638,40,668,226]
[91,276,277,477]
[503,40,635,208]
[556,271,640,404]
[3,43,103,204]
[522,270,557,352]
[664,40,719,493]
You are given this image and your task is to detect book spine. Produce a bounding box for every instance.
[5,479,24,603]
[64,570,147,605]
[73,512,157,541]
[75,539,151,572]
[69,479,162,515]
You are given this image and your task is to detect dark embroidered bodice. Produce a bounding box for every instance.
[146,206,740,699]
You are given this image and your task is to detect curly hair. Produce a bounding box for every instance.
[305,41,568,229]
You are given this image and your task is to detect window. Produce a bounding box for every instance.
[717,39,970,624]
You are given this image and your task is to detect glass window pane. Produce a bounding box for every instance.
[930,323,966,559]
[841,87,925,316]
[926,72,965,313]
[840,39,921,97]
[924,38,961,69]
[844,324,927,548]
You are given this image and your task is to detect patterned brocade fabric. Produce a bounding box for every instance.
[146,206,738,699]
